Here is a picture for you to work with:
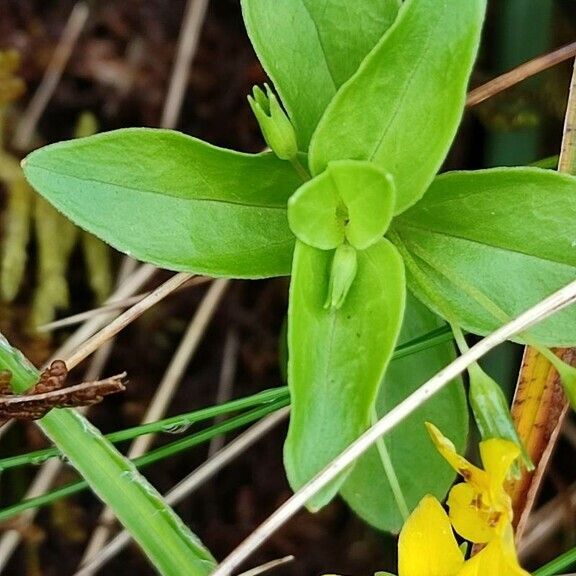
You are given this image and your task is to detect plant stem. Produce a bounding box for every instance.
[290,156,311,181]
[0,386,290,470]
[0,400,287,522]
[371,408,410,521]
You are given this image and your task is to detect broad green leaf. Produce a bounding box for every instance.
[23,129,301,279]
[309,0,486,214]
[288,160,395,250]
[340,295,467,533]
[391,168,576,346]
[241,0,400,150]
[285,238,405,508]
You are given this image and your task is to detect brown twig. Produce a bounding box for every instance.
[467,41,576,107]
[0,360,125,424]
[62,272,193,371]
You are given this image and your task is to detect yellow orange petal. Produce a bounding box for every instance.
[398,495,464,576]
[479,438,520,496]
[456,532,530,576]
[426,423,488,488]
[447,483,495,544]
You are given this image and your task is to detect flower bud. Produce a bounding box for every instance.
[324,244,357,310]
[248,84,298,161]
[468,362,532,471]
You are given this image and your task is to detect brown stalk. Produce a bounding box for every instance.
[507,59,576,542]
[466,41,576,107]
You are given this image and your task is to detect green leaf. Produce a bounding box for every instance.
[22,128,301,279]
[288,160,395,250]
[285,238,405,508]
[309,0,486,214]
[339,296,467,533]
[391,168,576,346]
[241,0,400,150]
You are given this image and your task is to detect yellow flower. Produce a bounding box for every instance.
[457,525,530,576]
[398,495,464,576]
[328,426,532,576]
[426,422,518,543]
[397,495,531,576]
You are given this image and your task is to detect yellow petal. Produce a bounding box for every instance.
[456,532,530,576]
[426,423,488,489]
[398,495,464,576]
[447,483,495,544]
[479,438,520,495]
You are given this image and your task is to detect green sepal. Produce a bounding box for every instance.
[467,362,532,470]
[287,160,395,250]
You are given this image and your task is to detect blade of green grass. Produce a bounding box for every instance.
[534,546,576,576]
[0,399,288,521]
[0,333,216,576]
[0,386,290,470]
[0,325,453,471]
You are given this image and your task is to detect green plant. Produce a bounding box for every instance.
[13,0,576,569]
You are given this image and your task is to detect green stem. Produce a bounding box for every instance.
[371,408,410,521]
[290,155,311,181]
[0,387,290,471]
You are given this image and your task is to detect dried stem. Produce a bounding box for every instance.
[466,41,576,107]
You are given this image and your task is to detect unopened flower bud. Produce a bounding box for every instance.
[468,362,531,471]
[324,244,357,310]
[248,84,298,161]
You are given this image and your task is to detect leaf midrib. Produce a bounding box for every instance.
[369,1,446,162]
[393,221,573,268]
[300,0,339,92]
[26,163,289,212]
